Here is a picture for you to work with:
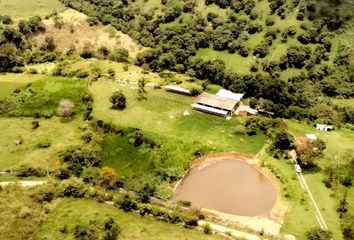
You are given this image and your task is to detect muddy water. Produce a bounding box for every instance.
[172,159,277,217]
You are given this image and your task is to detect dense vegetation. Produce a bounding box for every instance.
[56,0,354,125]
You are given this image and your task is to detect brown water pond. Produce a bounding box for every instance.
[171,159,277,217]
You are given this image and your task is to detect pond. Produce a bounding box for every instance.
[171,159,277,217]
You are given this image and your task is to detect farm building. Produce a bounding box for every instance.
[216,89,244,102]
[164,85,191,95]
[316,124,333,131]
[192,92,242,117]
[236,105,258,117]
[306,134,317,141]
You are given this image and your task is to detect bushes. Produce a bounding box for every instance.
[57,99,75,118]
[110,91,126,110]
[305,228,332,240]
[61,146,102,176]
[16,167,46,177]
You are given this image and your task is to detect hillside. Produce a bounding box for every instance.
[30,9,144,58]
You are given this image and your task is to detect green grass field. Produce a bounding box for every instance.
[0,74,42,99]
[35,198,224,240]
[90,81,266,155]
[0,0,65,21]
[265,120,354,239]
[5,75,87,117]
[0,117,84,170]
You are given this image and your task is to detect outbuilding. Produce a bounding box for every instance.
[164,85,192,96]
[192,92,241,117]
[306,134,317,141]
[237,105,258,117]
[316,124,333,131]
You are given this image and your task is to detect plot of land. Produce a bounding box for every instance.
[90,81,267,155]
[0,117,83,170]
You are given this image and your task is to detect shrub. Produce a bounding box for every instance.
[117,195,138,212]
[61,146,102,176]
[305,228,332,240]
[190,88,201,96]
[57,99,75,118]
[177,200,192,207]
[107,68,115,79]
[31,184,56,203]
[110,91,126,110]
[16,167,46,177]
[59,178,87,198]
[36,140,51,148]
[202,223,212,234]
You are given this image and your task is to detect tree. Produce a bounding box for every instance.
[103,218,121,240]
[137,78,147,100]
[305,228,332,240]
[40,36,56,52]
[0,43,19,72]
[100,167,118,189]
[271,130,294,151]
[295,138,326,168]
[110,91,126,110]
[57,99,75,118]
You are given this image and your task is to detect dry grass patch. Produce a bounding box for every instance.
[30,9,144,58]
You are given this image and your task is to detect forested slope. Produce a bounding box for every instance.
[56,0,354,124]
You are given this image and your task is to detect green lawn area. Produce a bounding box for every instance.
[34,198,224,240]
[0,117,84,170]
[0,74,42,99]
[91,81,266,155]
[0,0,65,21]
[5,75,87,117]
[195,48,254,75]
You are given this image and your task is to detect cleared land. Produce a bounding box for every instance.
[34,198,224,240]
[0,0,65,21]
[91,81,266,155]
[0,117,84,170]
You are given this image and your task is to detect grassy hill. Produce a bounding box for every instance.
[0,0,65,21]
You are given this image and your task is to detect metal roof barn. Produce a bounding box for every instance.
[195,93,239,111]
[216,89,244,102]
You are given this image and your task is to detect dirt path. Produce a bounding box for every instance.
[289,152,329,230]
[0,180,46,187]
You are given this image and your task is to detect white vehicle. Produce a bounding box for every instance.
[294,164,302,173]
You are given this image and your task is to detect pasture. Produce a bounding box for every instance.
[34,198,224,240]
[90,81,267,155]
[0,74,42,99]
[0,0,65,21]
[0,117,84,170]
[5,75,87,117]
